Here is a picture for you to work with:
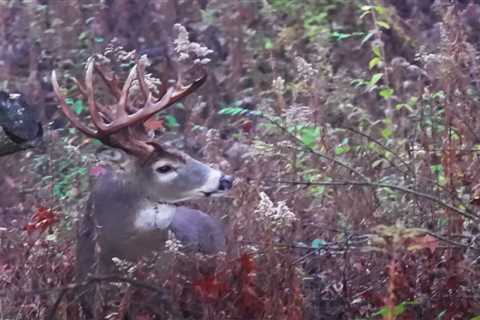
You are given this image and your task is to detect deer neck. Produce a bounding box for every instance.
[93,166,177,231]
[133,199,176,231]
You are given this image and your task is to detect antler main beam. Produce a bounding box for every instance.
[51,57,206,158]
[52,58,206,137]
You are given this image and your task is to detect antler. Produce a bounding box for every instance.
[51,57,206,159]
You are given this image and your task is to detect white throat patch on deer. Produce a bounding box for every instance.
[134,202,176,231]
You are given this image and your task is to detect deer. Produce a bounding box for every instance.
[51,56,232,318]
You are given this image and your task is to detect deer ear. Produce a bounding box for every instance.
[95,147,128,164]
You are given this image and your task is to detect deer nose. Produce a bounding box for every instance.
[219,175,233,191]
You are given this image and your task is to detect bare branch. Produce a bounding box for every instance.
[264,179,479,221]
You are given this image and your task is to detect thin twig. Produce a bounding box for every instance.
[343,126,411,174]
[0,275,165,299]
[259,114,370,182]
[424,230,477,250]
[45,288,67,320]
[264,179,479,221]
[2,275,167,320]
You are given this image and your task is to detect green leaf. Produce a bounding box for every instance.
[381,126,392,139]
[361,31,375,45]
[264,38,274,50]
[367,141,381,153]
[394,303,406,316]
[369,57,381,69]
[164,115,179,128]
[431,164,446,185]
[372,45,381,57]
[369,73,383,86]
[329,31,364,41]
[376,21,390,29]
[120,62,135,69]
[73,99,85,115]
[431,164,444,176]
[379,87,394,99]
[335,139,351,155]
[78,31,89,41]
[298,127,320,149]
[470,316,480,320]
[218,107,249,116]
[359,10,371,20]
[311,239,326,249]
[310,185,325,195]
[351,79,367,88]
[374,5,385,14]
[90,139,102,146]
[374,301,414,317]
[335,145,350,155]
[52,183,65,199]
[395,103,413,112]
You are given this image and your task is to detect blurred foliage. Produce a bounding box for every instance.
[1,0,480,319]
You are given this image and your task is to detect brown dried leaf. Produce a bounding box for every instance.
[407,235,438,253]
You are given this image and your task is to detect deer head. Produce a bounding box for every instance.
[51,57,233,204]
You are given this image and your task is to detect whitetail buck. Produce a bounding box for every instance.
[51,56,232,317]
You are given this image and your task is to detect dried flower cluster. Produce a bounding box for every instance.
[254,192,297,232]
[272,76,285,94]
[165,233,184,255]
[294,56,317,81]
[99,42,163,97]
[111,257,137,275]
[173,23,213,65]
[101,38,136,65]
[283,104,314,125]
[129,55,163,97]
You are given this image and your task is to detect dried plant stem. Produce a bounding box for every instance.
[0,275,167,319]
[261,114,370,182]
[264,179,478,221]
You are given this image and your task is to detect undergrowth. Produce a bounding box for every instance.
[1,0,480,319]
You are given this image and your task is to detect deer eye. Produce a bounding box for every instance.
[156,165,174,174]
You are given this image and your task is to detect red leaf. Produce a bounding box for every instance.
[240,253,255,274]
[241,120,253,133]
[239,283,264,314]
[144,117,164,131]
[23,207,59,235]
[89,165,107,177]
[193,274,226,302]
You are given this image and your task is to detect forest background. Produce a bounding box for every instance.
[1,0,480,319]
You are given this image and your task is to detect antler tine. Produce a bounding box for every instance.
[136,57,150,101]
[116,64,138,119]
[94,64,122,99]
[52,57,207,159]
[84,58,112,133]
[74,77,114,123]
[51,70,98,138]
[167,73,207,105]
[119,71,208,128]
